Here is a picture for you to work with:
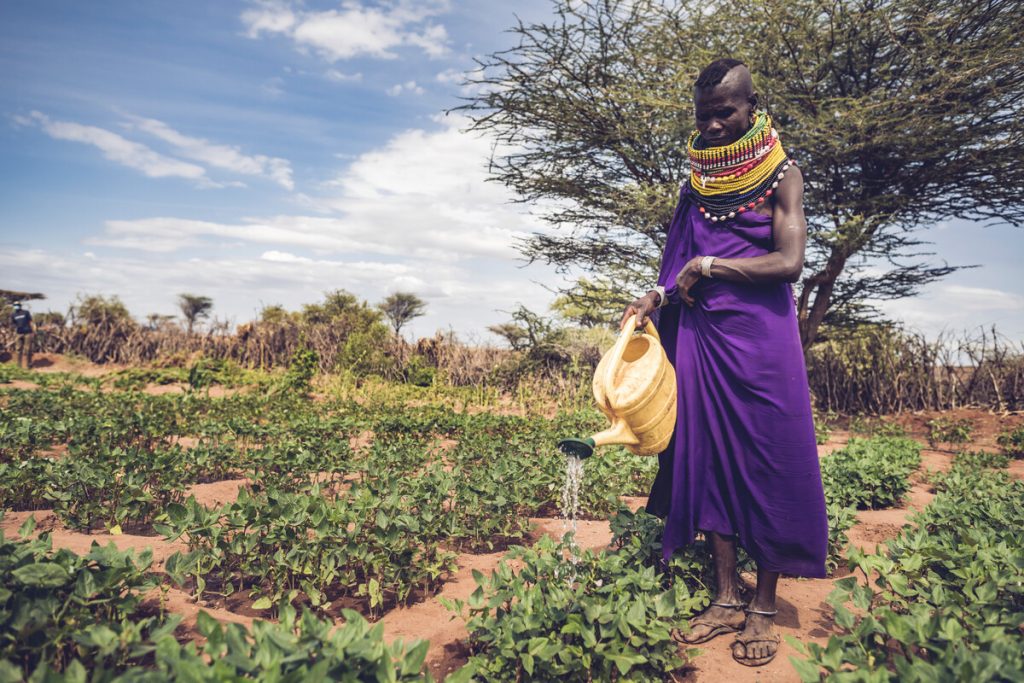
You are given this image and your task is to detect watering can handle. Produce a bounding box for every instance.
[606,314,660,401]
[619,312,660,341]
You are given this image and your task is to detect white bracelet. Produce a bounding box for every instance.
[700,255,716,278]
[650,285,667,309]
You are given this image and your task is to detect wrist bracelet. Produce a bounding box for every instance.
[650,285,667,309]
[700,255,716,278]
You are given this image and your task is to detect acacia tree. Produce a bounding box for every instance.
[177,294,213,334]
[461,0,1024,346]
[378,292,427,336]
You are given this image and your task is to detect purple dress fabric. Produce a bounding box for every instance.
[645,184,828,578]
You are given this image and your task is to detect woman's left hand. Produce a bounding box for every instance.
[675,256,704,307]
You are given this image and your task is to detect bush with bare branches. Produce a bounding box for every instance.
[807,325,1024,413]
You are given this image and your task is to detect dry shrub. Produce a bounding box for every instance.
[807,325,1024,413]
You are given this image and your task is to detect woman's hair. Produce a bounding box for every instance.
[695,58,747,90]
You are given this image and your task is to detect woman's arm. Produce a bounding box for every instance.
[675,167,807,305]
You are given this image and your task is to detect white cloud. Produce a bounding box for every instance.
[128,116,295,190]
[874,283,1024,342]
[386,80,425,96]
[92,115,545,263]
[23,112,293,190]
[241,1,296,36]
[241,0,451,61]
[940,285,1024,311]
[27,111,207,182]
[434,64,492,96]
[325,68,363,83]
[0,246,555,339]
[435,67,462,84]
[261,250,312,264]
[22,113,563,337]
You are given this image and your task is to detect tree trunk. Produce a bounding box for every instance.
[797,249,848,350]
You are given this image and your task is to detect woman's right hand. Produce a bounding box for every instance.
[619,291,660,330]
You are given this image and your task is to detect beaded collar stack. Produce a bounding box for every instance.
[687,111,793,223]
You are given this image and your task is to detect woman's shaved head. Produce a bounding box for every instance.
[695,58,755,100]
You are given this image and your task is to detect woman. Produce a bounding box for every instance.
[620,58,828,667]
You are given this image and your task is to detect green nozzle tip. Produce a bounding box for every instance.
[557,437,595,459]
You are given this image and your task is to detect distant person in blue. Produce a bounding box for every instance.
[11,302,35,369]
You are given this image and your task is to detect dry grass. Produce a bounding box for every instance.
[5,319,1020,413]
[807,325,1024,413]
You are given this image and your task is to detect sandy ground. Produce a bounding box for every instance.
[24,353,126,377]
[3,365,1022,681]
[4,354,240,397]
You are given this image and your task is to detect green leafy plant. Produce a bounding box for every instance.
[825,503,857,576]
[995,424,1024,458]
[157,604,433,682]
[0,525,434,681]
[820,436,921,509]
[161,486,457,618]
[952,449,1011,471]
[281,345,319,394]
[791,468,1024,682]
[0,528,174,679]
[925,416,975,450]
[814,409,837,445]
[447,535,705,681]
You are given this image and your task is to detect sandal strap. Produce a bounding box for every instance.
[745,607,778,617]
[710,601,747,609]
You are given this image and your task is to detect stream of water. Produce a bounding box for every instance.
[558,453,585,583]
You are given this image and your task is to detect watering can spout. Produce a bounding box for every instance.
[590,418,640,449]
[558,418,640,459]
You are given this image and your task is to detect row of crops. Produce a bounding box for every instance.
[2,371,1023,680]
[0,378,656,618]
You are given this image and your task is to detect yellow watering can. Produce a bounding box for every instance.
[558,314,677,459]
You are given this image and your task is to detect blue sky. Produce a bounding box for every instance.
[1,1,1022,343]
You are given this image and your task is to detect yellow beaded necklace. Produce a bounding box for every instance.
[687,112,793,223]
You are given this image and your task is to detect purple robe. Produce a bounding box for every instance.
[645,184,828,578]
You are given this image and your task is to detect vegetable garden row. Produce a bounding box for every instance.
[1,368,1022,681]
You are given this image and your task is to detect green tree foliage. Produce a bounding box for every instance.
[0,289,45,304]
[144,313,176,330]
[177,294,213,334]
[301,290,380,328]
[461,0,1024,346]
[551,274,634,328]
[73,294,134,327]
[378,292,427,336]
[258,303,295,324]
[488,305,570,366]
[292,291,394,377]
[0,289,45,322]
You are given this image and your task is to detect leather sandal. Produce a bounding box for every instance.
[672,602,746,645]
[731,607,780,667]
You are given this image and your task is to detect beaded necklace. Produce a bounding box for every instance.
[687,111,793,223]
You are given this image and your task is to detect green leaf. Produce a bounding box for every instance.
[0,660,24,683]
[400,640,429,676]
[12,562,70,587]
[788,655,823,683]
[17,514,36,538]
[521,653,534,676]
[252,596,273,610]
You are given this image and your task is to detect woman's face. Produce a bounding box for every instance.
[694,82,755,147]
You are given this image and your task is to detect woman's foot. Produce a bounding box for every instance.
[673,602,746,645]
[731,608,780,666]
